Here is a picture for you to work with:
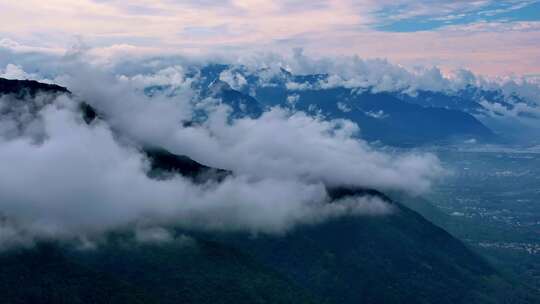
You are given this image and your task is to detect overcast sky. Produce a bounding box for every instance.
[1,0,539,76]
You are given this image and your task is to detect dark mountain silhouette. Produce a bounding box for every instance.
[0,77,69,97]
[257,86,496,145]
[145,147,230,183]
[204,79,263,118]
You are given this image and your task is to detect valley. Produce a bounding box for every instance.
[410,148,540,290]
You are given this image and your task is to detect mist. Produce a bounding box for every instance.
[0,41,536,250]
[0,57,447,248]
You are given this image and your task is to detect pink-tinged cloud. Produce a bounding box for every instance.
[0,0,538,76]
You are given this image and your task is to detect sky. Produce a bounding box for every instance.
[0,0,539,76]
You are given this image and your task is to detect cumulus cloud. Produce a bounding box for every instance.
[216,49,539,110]
[219,69,247,90]
[63,66,442,193]
[365,110,388,119]
[0,61,446,248]
[0,94,326,240]
[0,64,36,80]
[1,34,539,248]
[2,44,538,139]
[247,49,486,94]
[212,50,539,138]
[337,102,352,113]
[476,98,540,142]
[210,49,474,95]
[2,39,539,104]
[286,94,300,106]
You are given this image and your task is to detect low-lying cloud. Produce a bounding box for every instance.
[1,42,539,249]
[0,60,444,248]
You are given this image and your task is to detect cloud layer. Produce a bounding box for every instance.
[0,59,445,248]
[0,1,539,75]
[0,93,366,243]
[0,44,536,249]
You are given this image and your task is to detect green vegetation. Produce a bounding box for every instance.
[0,199,535,304]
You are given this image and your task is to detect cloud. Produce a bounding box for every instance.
[0,94,325,240]
[224,50,539,140]
[0,64,57,84]
[3,42,538,138]
[0,44,531,250]
[213,48,540,114]
[337,102,352,113]
[0,1,538,76]
[476,98,540,141]
[62,64,442,193]
[219,69,247,90]
[134,226,175,244]
[365,110,388,119]
[286,94,300,106]
[219,49,478,94]
[0,64,34,80]
[0,61,445,248]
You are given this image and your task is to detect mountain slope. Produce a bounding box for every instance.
[253,86,496,145]
[198,188,532,304]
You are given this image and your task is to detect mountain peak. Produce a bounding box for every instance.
[0,78,69,97]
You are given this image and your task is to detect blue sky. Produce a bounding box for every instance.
[376,1,540,32]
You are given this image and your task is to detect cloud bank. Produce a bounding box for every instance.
[1,42,539,142]
[0,59,444,248]
[1,0,539,75]
[0,43,536,249]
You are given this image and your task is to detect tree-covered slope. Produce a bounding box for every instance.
[0,241,318,304]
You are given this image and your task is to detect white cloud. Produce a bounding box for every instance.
[0,64,35,80]
[0,96,326,240]
[0,62,446,247]
[0,38,64,55]
[286,94,300,109]
[66,68,442,193]
[1,0,538,76]
[337,102,352,113]
[365,110,388,119]
[134,226,176,244]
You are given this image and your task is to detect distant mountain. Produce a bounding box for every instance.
[203,79,263,118]
[255,86,496,146]
[195,66,500,146]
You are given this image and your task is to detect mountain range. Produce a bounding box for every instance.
[190,64,537,146]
